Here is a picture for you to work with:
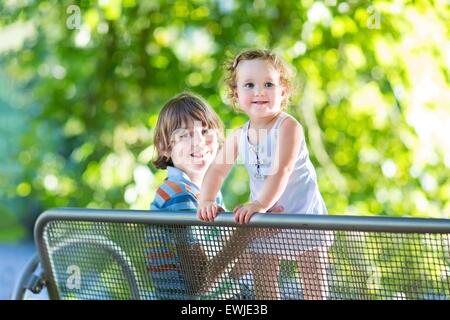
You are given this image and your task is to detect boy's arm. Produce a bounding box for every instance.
[198,128,241,221]
[235,118,302,224]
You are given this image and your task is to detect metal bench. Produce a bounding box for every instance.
[12,208,450,300]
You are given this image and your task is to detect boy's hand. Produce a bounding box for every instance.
[233,201,266,224]
[197,200,219,222]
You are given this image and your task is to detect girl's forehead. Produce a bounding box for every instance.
[236,59,280,79]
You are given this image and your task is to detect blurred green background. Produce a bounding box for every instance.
[1,0,449,243]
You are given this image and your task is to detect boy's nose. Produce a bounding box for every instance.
[192,130,206,145]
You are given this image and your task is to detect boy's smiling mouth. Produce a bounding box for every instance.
[190,151,209,158]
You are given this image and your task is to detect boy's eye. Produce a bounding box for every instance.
[202,129,216,138]
[244,83,254,88]
[265,82,274,88]
[171,129,190,142]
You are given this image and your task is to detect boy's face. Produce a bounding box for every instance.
[168,119,219,181]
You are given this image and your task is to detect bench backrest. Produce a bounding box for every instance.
[35,208,450,300]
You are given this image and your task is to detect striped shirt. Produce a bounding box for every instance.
[147,166,225,299]
[150,166,225,212]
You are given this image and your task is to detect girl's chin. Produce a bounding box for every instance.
[250,108,273,116]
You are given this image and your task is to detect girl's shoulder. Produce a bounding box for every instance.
[278,113,302,131]
[277,113,305,142]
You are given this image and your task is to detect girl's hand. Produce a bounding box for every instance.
[267,204,284,213]
[197,200,219,222]
[233,201,266,224]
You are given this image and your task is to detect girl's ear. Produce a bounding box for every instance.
[281,83,286,97]
[280,84,288,106]
[233,89,240,105]
[229,89,238,107]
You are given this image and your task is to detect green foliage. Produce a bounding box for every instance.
[1,0,450,241]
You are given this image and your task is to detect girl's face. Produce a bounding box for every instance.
[168,119,219,181]
[235,59,285,120]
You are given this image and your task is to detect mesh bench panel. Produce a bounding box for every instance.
[40,219,450,300]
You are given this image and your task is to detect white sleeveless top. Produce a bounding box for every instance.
[238,112,327,216]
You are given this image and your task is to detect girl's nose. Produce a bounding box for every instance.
[255,85,265,95]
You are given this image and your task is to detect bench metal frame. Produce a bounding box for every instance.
[12,208,450,300]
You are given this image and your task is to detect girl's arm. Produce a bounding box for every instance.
[235,117,302,224]
[197,128,241,221]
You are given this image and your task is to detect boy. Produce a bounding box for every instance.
[148,92,259,299]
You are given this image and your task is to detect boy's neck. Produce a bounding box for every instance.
[184,170,204,188]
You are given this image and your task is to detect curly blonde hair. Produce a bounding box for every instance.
[152,92,224,169]
[224,49,294,110]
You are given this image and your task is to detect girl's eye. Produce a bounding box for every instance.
[244,83,254,88]
[265,82,274,88]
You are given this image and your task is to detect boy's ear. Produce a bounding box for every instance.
[158,142,171,158]
[162,149,171,159]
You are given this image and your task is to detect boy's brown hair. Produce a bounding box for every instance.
[152,92,224,169]
[224,48,294,110]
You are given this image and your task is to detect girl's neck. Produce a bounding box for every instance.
[249,112,282,130]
